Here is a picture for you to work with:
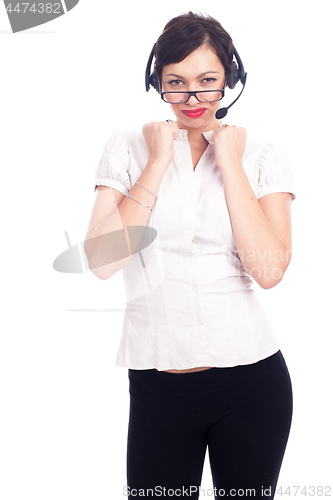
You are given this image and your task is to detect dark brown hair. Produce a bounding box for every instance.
[153,11,234,93]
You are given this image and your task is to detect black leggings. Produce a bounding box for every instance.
[126,350,293,499]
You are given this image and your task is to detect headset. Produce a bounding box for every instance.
[145,41,247,119]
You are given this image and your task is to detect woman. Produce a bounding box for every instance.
[84,12,295,500]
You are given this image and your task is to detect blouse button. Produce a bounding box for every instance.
[189,255,196,261]
[193,287,198,292]
[196,319,203,325]
[187,229,193,235]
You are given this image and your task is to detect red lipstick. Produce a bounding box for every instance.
[181,107,207,118]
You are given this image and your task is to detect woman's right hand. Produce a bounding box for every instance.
[142,121,179,171]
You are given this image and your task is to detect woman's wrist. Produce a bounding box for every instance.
[218,158,244,176]
[146,156,171,174]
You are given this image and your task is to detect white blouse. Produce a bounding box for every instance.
[94,128,296,370]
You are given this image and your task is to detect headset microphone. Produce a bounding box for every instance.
[215,72,247,119]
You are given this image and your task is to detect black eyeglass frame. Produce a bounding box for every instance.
[160,89,225,104]
[161,77,228,104]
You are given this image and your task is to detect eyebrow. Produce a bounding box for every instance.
[165,71,220,79]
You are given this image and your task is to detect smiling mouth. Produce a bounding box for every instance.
[181,108,207,118]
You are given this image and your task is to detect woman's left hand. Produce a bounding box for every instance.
[212,125,247,172]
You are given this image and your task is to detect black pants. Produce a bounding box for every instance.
[126,350,293,499]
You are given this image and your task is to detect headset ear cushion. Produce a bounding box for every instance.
[150,71,161,93]
[227,61,239,89]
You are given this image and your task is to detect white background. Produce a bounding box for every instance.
[1,0,332,498]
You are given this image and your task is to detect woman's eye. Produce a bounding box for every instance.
[168,80,183,86]
[202,78,217,84]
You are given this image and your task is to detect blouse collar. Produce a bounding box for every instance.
[202,129,215,143]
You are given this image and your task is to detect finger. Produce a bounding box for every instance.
[172,126,179,140]
[166,121,178,138]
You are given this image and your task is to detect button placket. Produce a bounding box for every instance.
[189,238,209,365]
[180,132,209,365]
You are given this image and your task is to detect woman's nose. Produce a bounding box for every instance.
[187,94,200,106]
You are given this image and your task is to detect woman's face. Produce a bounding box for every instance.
[161,45,226,133]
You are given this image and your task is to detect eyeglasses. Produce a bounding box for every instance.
[161,89,225,104]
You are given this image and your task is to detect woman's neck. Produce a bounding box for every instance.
[176,118,220,144]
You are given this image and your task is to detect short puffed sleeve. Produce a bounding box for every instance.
[94,131,131,194]
[258,143,296,201]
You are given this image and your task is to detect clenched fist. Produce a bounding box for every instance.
[142,121,180,172]
[212,125,247,171]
